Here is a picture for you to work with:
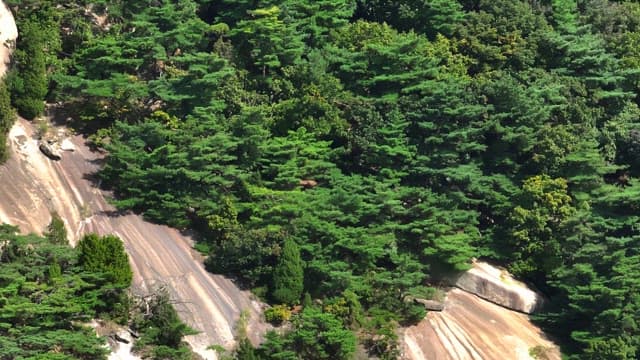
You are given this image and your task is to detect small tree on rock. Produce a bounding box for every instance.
[45,211,67,245]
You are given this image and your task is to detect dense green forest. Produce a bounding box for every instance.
[0,221,196,359]
[3,0,640,358]
[0,224,126,359]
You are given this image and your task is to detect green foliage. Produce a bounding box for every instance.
[132,289,197,358]
[271,238,304,305]
[258,306,356,360]
[0,80,14,163]
[235,338,259,360]
[77,233,132,288]
[507,175,575,278]
[9,17,49,119]
[230,6,304,76]
[288,306,356,360]
[355,0,464,39]
[0,224,133,359]
[45,212,68,245]
[43,0,640,357]
[264,304,292,325]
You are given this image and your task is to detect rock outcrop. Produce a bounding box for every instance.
[453,261,542,314]
[402,288,560,360]
[402,262,558,360]
[0,118,268,359]
[0,0,17,78]
[39,141,62,160]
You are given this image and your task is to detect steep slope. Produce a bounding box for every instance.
[402,263,561,360]
[0,0,17,77]
[0,118,267,359]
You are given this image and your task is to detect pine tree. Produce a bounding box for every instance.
[235,338,258,360]
[272,238,304,305]
[0,80,14,163]
[231,6,304,76]
[9,18,47,119]
[77,233,133,288]
[45,212,68,245]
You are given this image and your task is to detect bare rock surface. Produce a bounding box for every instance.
[0,119,268,359]
[454,261,543,314]
[402,288,560,360]
[0,0,17,78]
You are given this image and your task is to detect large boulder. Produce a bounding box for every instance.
[39,141,61,160]
[453,261,543,313]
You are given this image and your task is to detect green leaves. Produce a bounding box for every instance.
[507,175,575,277]
[0,227,135,359]
[231,6,304,76]
[77,233,132,288]
[271,238,304,304]
[0,80,14,163]
[34,0,640,358]
[257,306,356,360]
[9,18,48,119]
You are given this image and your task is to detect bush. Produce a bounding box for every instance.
[13,98,44,120]
[264,304,291,325]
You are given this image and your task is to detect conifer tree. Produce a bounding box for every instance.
[0,81,14,163]
[9,18,47,119]
[45,212,67,245]
[231,6,304,76]
[235,338,258,360]
[77,233,133,288]
[272,238,304,305]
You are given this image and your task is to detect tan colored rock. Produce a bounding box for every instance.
[402,289,560,360]
[454,261,542,314]
[60,138,76,152]
[415,298,445,312]
[0,0,17,78]
[39,141,62,160]
[0,119,269,358]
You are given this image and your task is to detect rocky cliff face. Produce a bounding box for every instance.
[0,0,17,77]
[453,261,543,314]
[0,118,268,359]
[402,262,560,360]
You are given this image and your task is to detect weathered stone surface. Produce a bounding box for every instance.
[454,261,543,314]
[39,141,61,160]
[59,138,76,152]
[415,298,445,312]
[1,119,269,359]
[401,289,560,360]
[0,0,17,78]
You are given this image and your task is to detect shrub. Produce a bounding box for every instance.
[264,304,291,325]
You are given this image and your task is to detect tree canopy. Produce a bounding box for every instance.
[4,0,640,358]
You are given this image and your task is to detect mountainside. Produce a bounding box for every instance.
[0,0,16,76]
[0,117,267,359]
[3,0,640,359]
[402,261,561,360]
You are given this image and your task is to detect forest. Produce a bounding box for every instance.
[1,0,640,359]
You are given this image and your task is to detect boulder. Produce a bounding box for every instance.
[403,295,446,311]
[39,141,61,161]
[414,298,445,311]
[112,333,130,344]
[453,261,543,313]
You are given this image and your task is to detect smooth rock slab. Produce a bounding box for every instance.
[454,261,542,314]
